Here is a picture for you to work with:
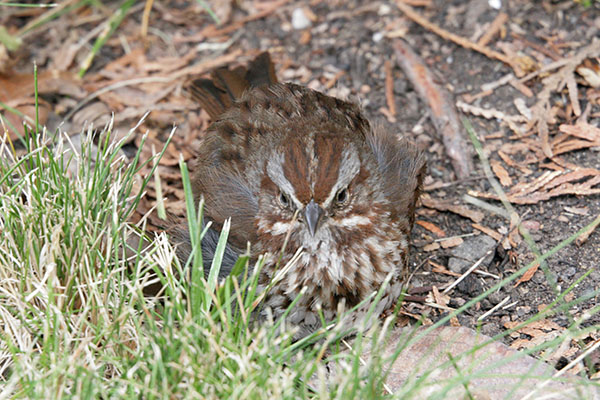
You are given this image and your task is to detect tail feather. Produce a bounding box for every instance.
[186,52,278,119]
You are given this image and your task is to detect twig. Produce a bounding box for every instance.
[141,0,154,41]
[529,39,600,157]
[463,194,511,220]
[393,39,472,178]
[384,60,396,117]
[395,1,513,67]
[61,50,241,123]
[576,214,600,246]
[477,295,510,321]
[522,339,600,400]
[477,12,508,47]
[511,32,562,61]
[434,233,476,242]
[442,249,493,295]
[424,302,455,311]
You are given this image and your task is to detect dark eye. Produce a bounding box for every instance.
[278,192,290,208]
[336,188,349,205]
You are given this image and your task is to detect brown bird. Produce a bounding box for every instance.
[177,53,425,337]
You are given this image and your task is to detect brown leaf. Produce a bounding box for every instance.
[472,223,502,241]
[541,168,600,191]
[565,73,581,116]
[0,98,50,140]
[576,214,600,246]
[322,326,597,398]
[559,122,600,141]
[553,139,600,155]
[440,236,463,249]
[415,220,446,237]
[429,260,460,277]
[423,242,440,252]
[508,170,562,197]
[421,194,484,223]
[491,160,512,186]
[514,261,539,287]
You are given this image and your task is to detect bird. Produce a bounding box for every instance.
[174,52,426,338]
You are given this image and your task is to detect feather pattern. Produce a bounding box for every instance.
[175,53,425,337]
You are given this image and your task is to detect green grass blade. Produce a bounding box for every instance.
[204,218,230,310]
[78,0,136,77]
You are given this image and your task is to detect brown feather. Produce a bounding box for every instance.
[186,52,277,119]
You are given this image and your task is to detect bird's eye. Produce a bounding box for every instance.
[278,192,290,208]
[336,188,349,205]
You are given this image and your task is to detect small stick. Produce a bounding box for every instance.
[394,39,473,178]
[395,1,513,67]
[141,0,154,41]
[576,214,600,246]
[477,12,508,47]
[384,60,396,117]
[477,295,510,321]
[522,339,600,400]
[442,249,494,294]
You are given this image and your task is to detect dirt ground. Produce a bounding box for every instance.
[1,0,599,373]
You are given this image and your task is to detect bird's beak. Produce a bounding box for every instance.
[303,199,324,237]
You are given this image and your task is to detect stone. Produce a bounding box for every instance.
[320,326,600,399]
[448,234,497,273]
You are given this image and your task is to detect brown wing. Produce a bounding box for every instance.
[186,52,278,119]
[366,128,426,228]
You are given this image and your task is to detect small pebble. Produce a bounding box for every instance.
[378,4,391,15]
[372,32,384,42]
[489,0,502,10]
[292,8,312,30]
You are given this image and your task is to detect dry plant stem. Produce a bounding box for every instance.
[465,120,564,297]
[477,295,510,321]
[384,60,396,117]
[522,339,600,400]
[477,12,508,47]
[530,39,600,157]
[393,39,472,178]
[575,214,600,246]
[442,249,493,295]
[395,1,513,67]
[17,0,78,39]
[463,194,510,219]
[511,33,562,61]
[141,0,155,41]
[62,50,241,123]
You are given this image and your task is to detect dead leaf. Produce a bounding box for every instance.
[440,236,464,249]
[416,220,446,237]
[429,260,461,277]
[421,194,484,223]
[0,97,50,139]
[577,58,600,87]
[472,224,502,241]
[491,160,513,186]
[514,261,539,288]
[423,242,441,252]
[559,122,600,141]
